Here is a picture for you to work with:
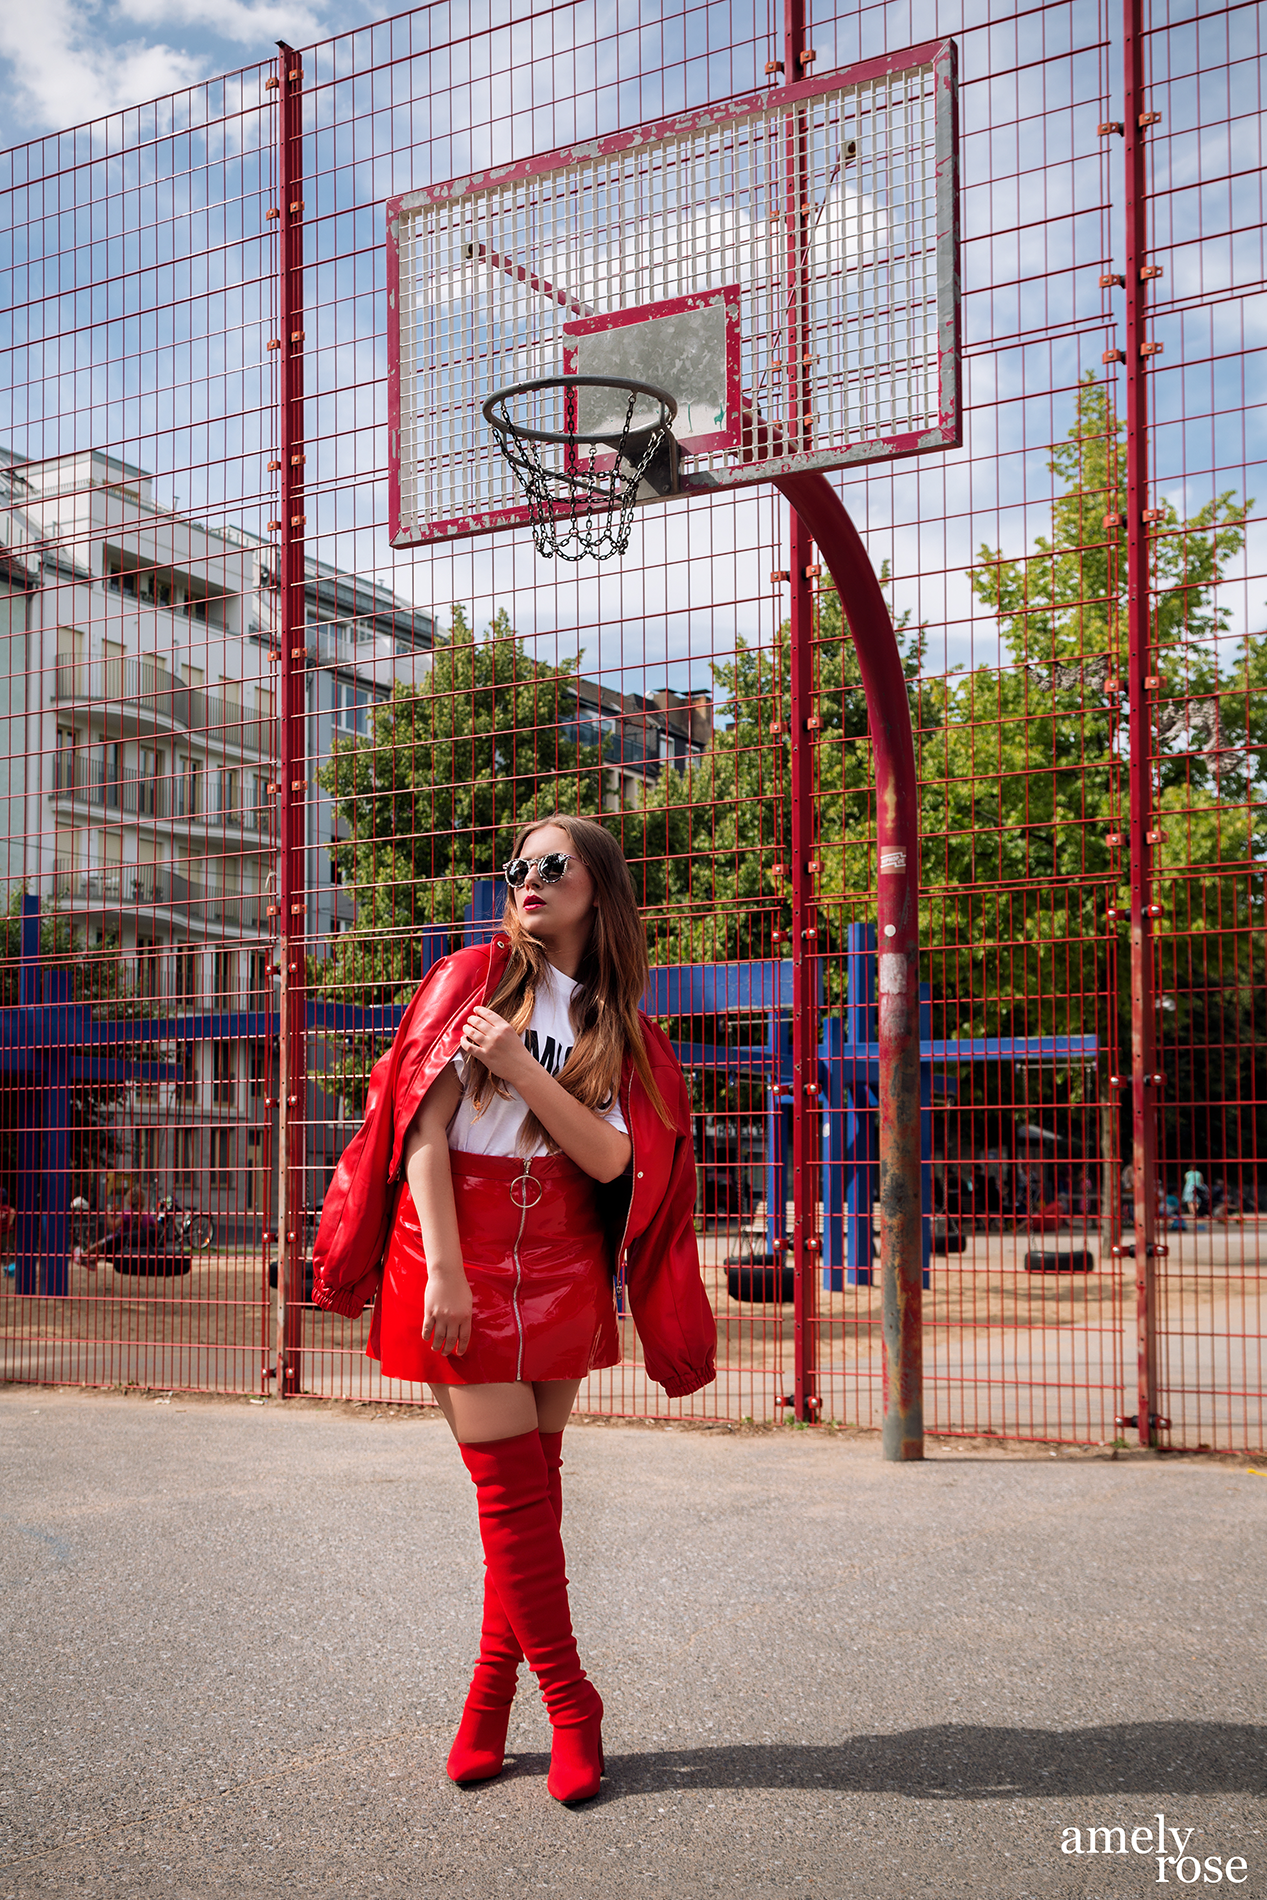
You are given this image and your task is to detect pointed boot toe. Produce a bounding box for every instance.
[546,1697,604,1805]
[447,1701,513,1785]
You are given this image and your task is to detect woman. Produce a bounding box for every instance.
[312,815,716,1805]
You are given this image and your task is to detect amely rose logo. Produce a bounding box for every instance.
[1060,1813,1249,1884]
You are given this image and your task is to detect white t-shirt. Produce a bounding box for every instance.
[448,962,628,1158]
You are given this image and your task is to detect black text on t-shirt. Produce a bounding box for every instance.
[524,1030,573,1077]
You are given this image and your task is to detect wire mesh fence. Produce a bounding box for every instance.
[0,0,1262,1449]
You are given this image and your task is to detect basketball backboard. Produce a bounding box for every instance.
[387,38,959,548]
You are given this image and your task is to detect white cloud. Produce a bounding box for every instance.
[0,0,203,127]
[0,0,327,134]
[116,0,323,48]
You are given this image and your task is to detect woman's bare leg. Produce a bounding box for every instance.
[532,1379,582,1433]
[428,1378,582,1443]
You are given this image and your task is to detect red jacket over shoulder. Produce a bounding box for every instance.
[310,937,716,1399]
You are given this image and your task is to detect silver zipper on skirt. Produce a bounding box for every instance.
[510,1157,531,1382]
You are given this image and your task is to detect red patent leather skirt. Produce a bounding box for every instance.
[374,1150,621,1387]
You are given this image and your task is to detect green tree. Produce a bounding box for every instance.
[316,607,610,1111]
[633,566,924,967]
[318,605,607,1007]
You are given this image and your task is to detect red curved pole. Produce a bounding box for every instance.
[775,472,924,1462]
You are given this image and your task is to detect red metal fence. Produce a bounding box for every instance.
[0,0,1262,1450]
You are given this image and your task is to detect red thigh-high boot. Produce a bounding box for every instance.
[458,1430,603,1804]
[540,1428,564,1525]
[446,1430,566,1786]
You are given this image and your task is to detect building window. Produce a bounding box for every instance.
[175,754,202,818]
[248,951,272,1006]
[131,1127,160,1174]
[209,1128,233,1185]
[55,727,79,793]
[175,1042,197,1102]
[249,773,270,832]
[245,1130,266,1210]
[334,678,378,734]
[99,741,122,809]
[137,746,164,817]
[249,1040,269,1099]
[174,949,199,1005]
[213,950,236,1005]
[135,933,161,1001]
[216,768,239,822]
[174,1128,199,1182]
[212,1041,235,1106]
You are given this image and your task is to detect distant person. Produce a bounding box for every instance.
[75,1186,152,1269]
[1182,1167,1206,1220]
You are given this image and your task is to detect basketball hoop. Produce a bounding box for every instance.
[483,375,678,562]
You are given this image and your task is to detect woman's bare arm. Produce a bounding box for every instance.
[402,1062,471,1356]
[459,1005,632,1182]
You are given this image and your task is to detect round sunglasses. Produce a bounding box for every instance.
[502,852,578,888]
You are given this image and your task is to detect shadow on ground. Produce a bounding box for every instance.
[489,1722,1265,1803]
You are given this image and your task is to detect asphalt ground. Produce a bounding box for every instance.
[0,1387,1263,1900]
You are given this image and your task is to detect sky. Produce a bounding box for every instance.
[0,0,372,135]
[1,0,1260,685]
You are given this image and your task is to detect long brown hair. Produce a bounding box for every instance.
[462,813,672,1152]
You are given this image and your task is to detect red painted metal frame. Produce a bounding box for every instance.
[781,0,821,1430]
[275,43,308,1400]
[384,36,961,548]
[1122,0,1160,1451]
[778,473,924,1459]
[561,287,743,457]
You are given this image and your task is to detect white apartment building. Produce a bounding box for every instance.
[0,448,433,1226]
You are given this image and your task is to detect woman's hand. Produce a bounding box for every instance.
[460,1005,527,1083]
[421,1266,472,1357]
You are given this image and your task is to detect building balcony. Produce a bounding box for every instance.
[54,658,274,757]
[51,866,267,931]
[51,758,271,836]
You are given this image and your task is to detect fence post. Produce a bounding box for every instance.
[783,0,821,1426]
[777,475,923,1462]
[275,41,308,1398]
[1123,0,1161,1447]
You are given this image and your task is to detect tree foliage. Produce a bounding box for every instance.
[319,605,607,1005]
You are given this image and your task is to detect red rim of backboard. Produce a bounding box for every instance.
[387,38,960,548]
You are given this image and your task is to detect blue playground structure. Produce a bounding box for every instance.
[4,886,1096,1297]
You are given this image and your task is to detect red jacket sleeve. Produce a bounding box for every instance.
[623,1052,717,1399]
[309,981,429,1317]
[310,942,508,1318]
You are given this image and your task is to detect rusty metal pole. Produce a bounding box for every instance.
[1122,0,1160,1448]
[777,474,923,1461]
[783,0,821,1425]
[275,42,308,1398]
